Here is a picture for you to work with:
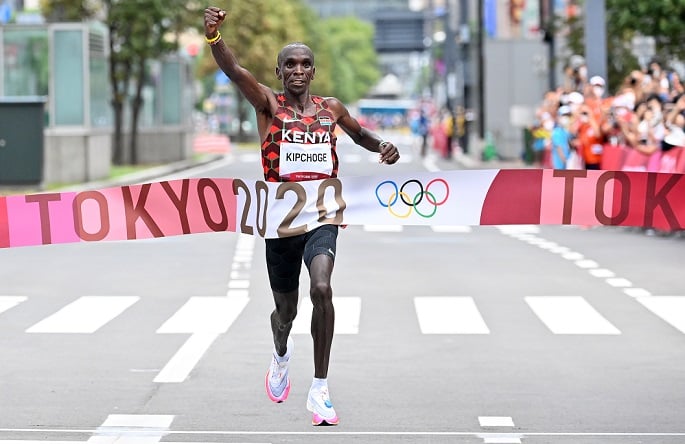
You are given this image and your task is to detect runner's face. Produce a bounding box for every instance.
[277,48,315,93]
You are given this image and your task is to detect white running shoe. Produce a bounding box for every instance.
[265,337,293,403]
[306,385,339,426]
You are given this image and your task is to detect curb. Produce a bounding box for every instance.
[62,154,226,192]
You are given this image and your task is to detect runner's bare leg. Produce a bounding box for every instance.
[308,255,335,378]
[271,290,298,356]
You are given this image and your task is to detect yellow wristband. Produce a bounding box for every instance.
[205,31,221,45]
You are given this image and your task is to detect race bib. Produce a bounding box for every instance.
[280,142,333,179]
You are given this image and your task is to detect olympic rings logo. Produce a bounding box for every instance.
[374,178,450,218]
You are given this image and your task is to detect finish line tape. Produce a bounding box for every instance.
[1,169,683,248]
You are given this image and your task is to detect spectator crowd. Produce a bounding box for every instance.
[530,57,685,173]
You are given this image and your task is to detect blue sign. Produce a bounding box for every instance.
[0,2,12,25]
[215,69,231,86]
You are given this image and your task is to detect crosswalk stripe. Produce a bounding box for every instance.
[87,414,174,444]
[414,297,490,334]
[157,296,249,334]
[525,296,621,335]
[0,296,27,315]
[8,294,685,338]
[26,296,139,334]
[291,297,361,335]
[479,416,515,427]
[154,296,249,383]
[636,296,685,334]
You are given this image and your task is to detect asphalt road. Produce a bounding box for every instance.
[1,132,685,444]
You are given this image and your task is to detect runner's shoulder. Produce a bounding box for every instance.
[320,97,349,119]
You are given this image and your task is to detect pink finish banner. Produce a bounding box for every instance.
[0,170,683,249]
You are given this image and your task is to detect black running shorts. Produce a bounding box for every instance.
[265,225,338,293]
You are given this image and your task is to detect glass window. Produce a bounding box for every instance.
[53,29,84,125]
[2,27,49,97]
[161,60,181,125]
[89,28,111,127]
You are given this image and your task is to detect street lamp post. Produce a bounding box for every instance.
[584,0,608,82]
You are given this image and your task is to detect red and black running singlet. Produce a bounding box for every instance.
[261,94,338,182]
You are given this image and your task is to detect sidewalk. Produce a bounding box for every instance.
[63,153,226,193]
[0,153,226,197]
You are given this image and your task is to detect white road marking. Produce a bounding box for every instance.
[535,241,559,250]
[637,296,685,334]
[291,297,361,335]
[26,296,139,334]
[156,297,248,334]
[431,225,472,233]
[479,417,515,427]
[226,289,249,299]
[153,332,220,383]
[502,230,652,302]
[155,296,249,383]
[624,288,651,298]
[155,234,254,384]
[100,414,174,428]
[606,278,632,288]
[86,414,173,444]
[525,296,621,335]
[0,296,27,315]
[575,259,599,269]
[414,297,490,334]
[561,251,584,261]
[589,268,615,278]
[230,270,249,280]
[228,280,250,289]
[496,225,540,234]
[2,429,685,439]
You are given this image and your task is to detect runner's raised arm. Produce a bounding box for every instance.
[203,7,273,114]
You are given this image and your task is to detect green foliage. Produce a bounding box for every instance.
[321,16,380,103]
[608,0,685,61]
[561,0,685,92]
[195,2,379,104]
[39,0,99,21]
[38,0,382,154]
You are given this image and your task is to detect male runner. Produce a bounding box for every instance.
[204,6,400,426]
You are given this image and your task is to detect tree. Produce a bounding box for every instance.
[195,2,380,141]
[321,17,380,104]
[608,0,685,62]
[195,0,309,141]
[39,0,98,21]
[561,0,685,92]
[41,0,202,165]
[104,0,205,164]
